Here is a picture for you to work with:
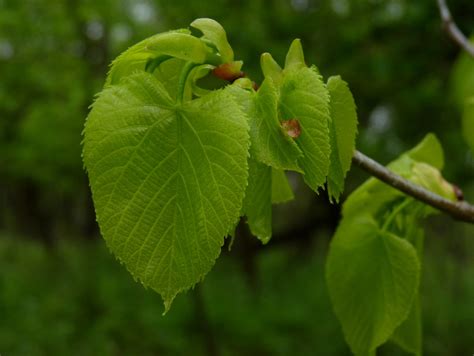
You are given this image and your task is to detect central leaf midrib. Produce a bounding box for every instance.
[178,109,230,227]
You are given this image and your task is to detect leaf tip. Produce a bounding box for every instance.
[162,296,176,315]
[260,52,282,81]
[285,38,306,70]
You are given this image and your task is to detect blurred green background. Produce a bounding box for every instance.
[1,0,474,355]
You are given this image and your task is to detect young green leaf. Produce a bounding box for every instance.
[226,80,303,172]
[189,64,215,97]
[106,30,211,86]
[389,206,425,356]
[83,72,250,312]
[326,214,420,356]
[242,164,295,243]
[279,66,331,192]
[153,58,192,101]
[405,133,444,170]
[242,157,272,244]
[261,52,283,85]
[326,76,358,203]
[248,77,303,171]
[327,134,456,355]
[391,296,422,356]
[343,134,451,219]
[190,18,234,63]
[284,39,306,71]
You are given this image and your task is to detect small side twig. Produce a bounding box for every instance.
[437,0,474,58]
[352,150,474,224]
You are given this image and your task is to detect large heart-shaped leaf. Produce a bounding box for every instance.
[83,72,249,311]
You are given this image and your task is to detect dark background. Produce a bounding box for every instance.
[1,0,474,354]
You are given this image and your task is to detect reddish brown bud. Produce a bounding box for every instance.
[281,119,301,139]
[212,62,245,82]
[453,185,464,201]
[252,81,259,91]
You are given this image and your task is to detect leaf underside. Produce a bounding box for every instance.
[327,134,455,355]
[326,215,420,356]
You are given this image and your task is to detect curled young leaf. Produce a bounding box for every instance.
[106,30,211,86]
[190,18,234,63]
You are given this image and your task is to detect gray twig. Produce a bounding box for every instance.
[437,0,474,58]
[352,150,474,224]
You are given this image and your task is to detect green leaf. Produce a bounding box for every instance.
[279,66,331,191]
[463,97,474,154]
[242,164,294,244]
[189,64,215,97]
[390,213,424,356]
[153,58,188,101]
[83,72,250,311]
[326,75,358,202]
[284,39,306,71]
[410,162,456,201]
[343,134,453,219]
[329,134,456,355]
[191,18,234,63]
[405,133,444,170]
[225,83,254,113]
[226,82,302,174]
[271,169,294,203]
[106,30,210,85]
[391,296,422,356]
[260,52,283,85]
[248,77,303,171]
[242,157,272,244]
[326,214,420,356]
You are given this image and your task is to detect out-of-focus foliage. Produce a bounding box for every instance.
[1,231,474,355]
[0,0,474,354]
